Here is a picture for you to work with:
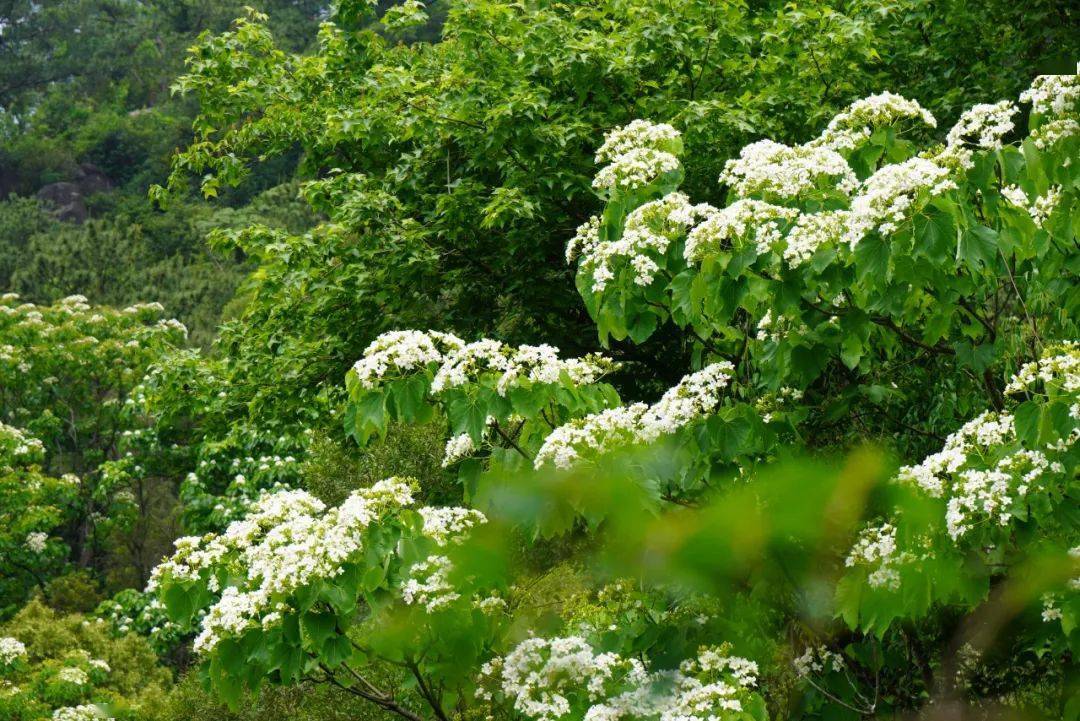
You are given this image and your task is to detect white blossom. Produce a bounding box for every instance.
[419,506,486,546]
[684,200,798,261]
[535,363,734,469]
[1020,72,1080,117]
[577,193,717,291]
[57,667,89,685]
[593,148,681,194]
[24,531,48,553]
[593,121,682,196]
[51,706,112,721]
[352,330,464,388]
[783,210,849,267]
[401,555,459,612]
[441,433,476,467]
[844,157,956,248]
[814,92,936,151]
[0,637,26,665]
[945,101,1017,151]
[153,479,419,654]
[480,637,757,721]
[719,139,857,199]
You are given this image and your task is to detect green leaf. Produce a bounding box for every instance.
[913,209,955,264]
[350,390,387,445]
[840,334,863,370]
[854,234,890,284]
[835,572,863,630]
[957,224,998,271]
[1014,400,1041,446]
[301,610,338,648]
[362,562,388,591]
[509,384,547,418]
[162,583,195,624]
[391,374,432,423]
[322,634,353,668]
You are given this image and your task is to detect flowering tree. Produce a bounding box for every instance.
[0,423,76,616]
[152,67,1080,720]
[0,295,186,607]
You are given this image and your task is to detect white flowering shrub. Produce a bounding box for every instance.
[0,423,79,615]
[478,637,765,721]
[346,329,776,507]
[345,331,625,495]
[151,477,505,709]
[839,343,1080,637]
[569,79,1078,428]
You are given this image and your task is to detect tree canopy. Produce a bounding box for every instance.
[0,2,1078,721]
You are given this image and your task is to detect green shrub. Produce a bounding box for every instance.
[0,599,170,720]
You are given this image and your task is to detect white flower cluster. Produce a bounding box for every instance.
[1029,117,1079,149]
[684,200,799,261]
[57,667,89,685]
[152,479,417,654]
[899,411,1017,498]
[593,121,682,195]
[1005,343,1080,394]
[354,330,616,398]
[433,340,617,396]
[945,449,1050,539]
[0,637,26,665]
[793,645,845,678]
[718,139,857,199]
[999,184,1063,229]
[477,636,647,720]
[1020,71,1080,117]
[843,157,956,248]
[401,555,459,612]
[479,637,758,721]
[24,531,48,554]
[1029,186,1062,229]
[0,422,45,466]
[900,413,1062,541]
[593,149,681,195]
[535,363,735,469]
[441,432,476,467]
[595,120,681,164]
[945,101,1017,151]
[577,193,718,291]
[844,523,907,590]
[566,216,602,264]
[783,210,850,267]
[879,346,1080,550]
[533,404,649,470]
[814,92,937,151]
[352,330,465,388]
[51,706,112,721]
[419,506,486,546]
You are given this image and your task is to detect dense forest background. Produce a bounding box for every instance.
[0,0,444,346]
[1,1,1079,720]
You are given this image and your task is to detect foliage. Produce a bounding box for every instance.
[2,3,1079,721]
[0,599,170,720]
[0,423,77,617]
[149,0,1078,439]
[144,61,1080,721]
[0,295,186,610]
